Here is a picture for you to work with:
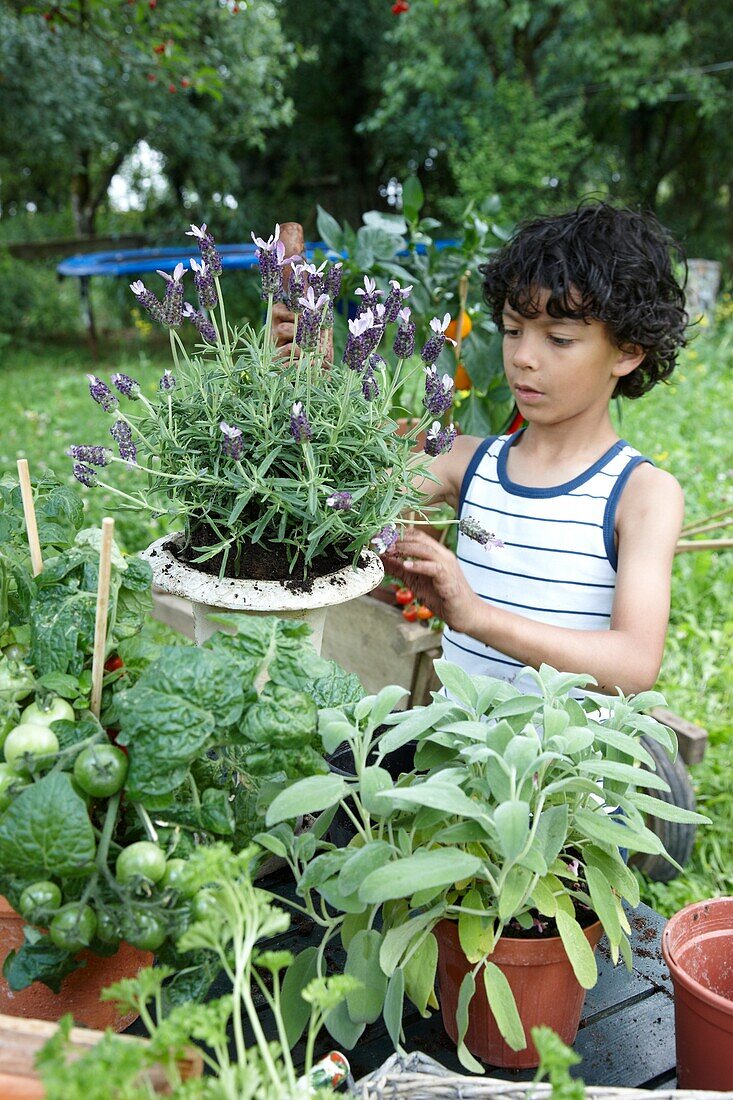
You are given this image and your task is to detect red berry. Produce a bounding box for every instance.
[149,0,157,7]
[168,83,176,93]
[180,78,191,88]
[147,73,156,82]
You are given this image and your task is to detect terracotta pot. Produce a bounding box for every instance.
[434,916,603,1069]
[0,896,153,1031]
[141,533,384,655]
[662,896,733,1089]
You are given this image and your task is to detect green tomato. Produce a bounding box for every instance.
[2,644,28,662]
[0,763,30,811]
[191,889,221,921]
[21,697,75,728]
[116,842,167,885]
[160,858,195,896]
[49,904,97,953]
[122,911,167,952]
[73,744,128,798]
[19,880,62,921]
[3,724,59,775]
[95,909,121,946]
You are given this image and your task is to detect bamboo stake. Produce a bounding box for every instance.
[678,515,733,538]
[16,459,43,576]
[453,271,470,366]
[90,518,115,718]
[675,537,733,554]
[681,504,733,535]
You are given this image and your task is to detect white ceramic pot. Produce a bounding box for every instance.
[141,533,384,654]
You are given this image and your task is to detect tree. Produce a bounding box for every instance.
[0,0,297,235]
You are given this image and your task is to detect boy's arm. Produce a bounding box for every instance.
[383,464,684,696]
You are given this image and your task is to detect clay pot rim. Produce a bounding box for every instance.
[435,915,603,966]
[0,895,21,919]
[141,532,384,612]
[662,897,733,1017]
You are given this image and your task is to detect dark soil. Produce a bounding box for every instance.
[501,900,598,940]
[169,522,367,592]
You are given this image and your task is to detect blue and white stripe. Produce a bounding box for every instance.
[442,430,651,694]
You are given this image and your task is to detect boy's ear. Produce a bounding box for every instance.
[611,344,645,379]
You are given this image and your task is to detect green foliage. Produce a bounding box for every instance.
[532,1026,586,1100]
[265,665,708,1066]
[36,846,350,1099]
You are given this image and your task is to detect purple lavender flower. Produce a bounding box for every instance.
[220,421,244,460]
[72,462,96,487]
[342,310,378,371]
[110,419,137,464]
[424,420,457,457]
[130,280,165,325]
[325,262,343,300]
[156,262,186,327]
[66,445,112,467]
[111,372,140,399]
[361,368,380,402]
[420,312,456,366]
[190,257,218,310]
[290,402,313,443]
[383,279,413,323]
[285,262,306,313]
[459,516,504,549]
[183,302,217,343]
[371,524,398,555]
[296,287,330,353]
[252,224,295,301]
[87,374,118,413]
[355,276,384,314]
[392,307,415,359]
[159,369,176,392]
[423,366,454,416]
[326,490,353,511]
[304,260,328,299]
[186,223,223,277]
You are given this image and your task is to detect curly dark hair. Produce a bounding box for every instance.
[479,202,688,398]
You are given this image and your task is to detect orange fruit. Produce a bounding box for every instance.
[445,312,472,342]
[454,362,472,390]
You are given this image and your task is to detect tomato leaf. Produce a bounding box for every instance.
[0,772,96,880]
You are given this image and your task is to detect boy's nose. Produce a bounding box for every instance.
[510,335,541,370]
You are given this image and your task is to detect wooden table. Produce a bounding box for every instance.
[127,869,676,1091]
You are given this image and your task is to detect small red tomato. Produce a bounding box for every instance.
[168,83,177,92]
[416,605,433,620]
[392,0,409,12]
[104,655,124,673]
[395,587,414,606]
[149,0,157,8]
[147,73,157,82]
[181,78,191,88]
[402,604,419,622]
[153,43,166,53]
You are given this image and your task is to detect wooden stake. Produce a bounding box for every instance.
[90,518,115,718]
[678,515,733,538]
[681,504,733,534]
[675,538,733,554]
[16,459,43,577]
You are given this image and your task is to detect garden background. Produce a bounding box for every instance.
[0,0,731,913]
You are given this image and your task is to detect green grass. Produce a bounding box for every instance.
[1,324,732,914]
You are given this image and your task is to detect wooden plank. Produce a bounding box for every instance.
[0,1013,201,1091]
[650,707,708,765]
[573,992,676,1087]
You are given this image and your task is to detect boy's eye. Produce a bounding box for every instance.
[549,335,574,347]
[503,328,521,338]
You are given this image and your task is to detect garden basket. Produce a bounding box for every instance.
[352,1052,733,1100]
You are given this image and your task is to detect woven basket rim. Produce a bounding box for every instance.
[351,1051,733,1100]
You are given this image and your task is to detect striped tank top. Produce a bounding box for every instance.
[442,430,651,695]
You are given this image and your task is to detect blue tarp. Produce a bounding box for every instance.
[56,240,458,279]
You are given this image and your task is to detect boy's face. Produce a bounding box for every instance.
[501,290,643,425]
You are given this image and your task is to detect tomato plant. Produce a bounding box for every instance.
[395,587,414,606]
[73,744,128,797]
[3,723,59,774]
[402,603,419,622]
[19,881,62,921]
[104,655,125,673]
[49,904,97,953]
[116,841,167,885]
[416,605,434,620]
[20,696,75,729]
[122,910,167,951]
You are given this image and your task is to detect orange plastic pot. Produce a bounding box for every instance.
[0,896,153,1030]
[662,897,733,1089]
[434,917,603,1069]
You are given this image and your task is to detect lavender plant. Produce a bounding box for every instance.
[70,222,497,579]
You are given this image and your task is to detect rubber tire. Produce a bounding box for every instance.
[629,735,697,882]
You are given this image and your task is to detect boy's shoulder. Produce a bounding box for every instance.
[616,458,684,535]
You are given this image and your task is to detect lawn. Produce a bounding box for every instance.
[1,320,731,913]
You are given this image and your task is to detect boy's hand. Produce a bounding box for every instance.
[272,302,300,358]
[381,530,481,634]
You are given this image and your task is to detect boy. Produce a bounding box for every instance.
[381,203,688,696]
